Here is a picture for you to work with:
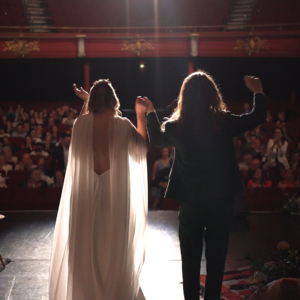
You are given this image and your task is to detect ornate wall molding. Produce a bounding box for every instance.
[234,36,268,55]
[3,39,40,57]
[121,39,155,56]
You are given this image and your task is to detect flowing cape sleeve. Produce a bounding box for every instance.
[49,114,148,300]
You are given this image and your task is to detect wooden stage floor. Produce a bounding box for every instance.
[0,211,300,300]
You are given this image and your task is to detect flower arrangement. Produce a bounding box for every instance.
[280,193,300,214]
[245,241,300,288]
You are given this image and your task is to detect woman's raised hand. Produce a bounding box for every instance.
[244,76,263,94]
[73,84,89,103]
[135,97,148,115]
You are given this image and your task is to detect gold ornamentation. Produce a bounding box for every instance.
[121,39,155,56]
[234,37,268,55]
[3,39,40,57]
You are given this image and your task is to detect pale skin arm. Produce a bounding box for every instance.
[135,97,149,146]
[73,84,89,116]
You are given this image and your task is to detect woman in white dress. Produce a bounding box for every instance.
[49,79,149,300]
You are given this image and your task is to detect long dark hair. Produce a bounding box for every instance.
[161,70,227,132]
[88,79,121,116]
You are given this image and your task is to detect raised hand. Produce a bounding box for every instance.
[73,84,89,103]
[135,97,148,115]
[244,76,263,94]
[143,97,155,114]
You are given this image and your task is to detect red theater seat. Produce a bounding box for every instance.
[0,187,13,210]
[10,137,24,149]
[11,187,43,210]
[42,187,62,210]
[251,187,283,211]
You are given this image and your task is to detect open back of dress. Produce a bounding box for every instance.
[49,113,148,300]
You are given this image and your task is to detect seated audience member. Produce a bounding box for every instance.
[0,154,12,175]
[30,129,42,143]
[23,122,30,134]
[37,157,53,185]
[290,152,300,171]
[52,170,65,188]
[3,146,18,167]
[22,168,47,188]
[43,136,54,154]
[34,111,43,125]
[152,147,171,209]
[62,112,75,126]
[264,127,290,170]
[247,168,272,190]
[41,108,48,119]
[30,142,49,157]
[0,126,10,138]
[50,133,71,172]
[266,110,273,122]
[15,153,37,170]
[277,169,294,189]
[22,135,34,152]
[276,111,286,123]
[0,115,8,130]
[253,126,263,139]
[47,117,56,128]
[51,125,59,143]
[29,117,37,130]
[242,102,250,114]
[293,169,300,188]
[239,153,253,171]
[36,125,43,139]
[242,158,261,185]
[12,124,26,138]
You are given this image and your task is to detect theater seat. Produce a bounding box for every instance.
[7,170,30,187]
[284,187,300,198]
[0,187,13,210]
[42,187,62,210]
[251,187,283,211]
[11,187,43,210]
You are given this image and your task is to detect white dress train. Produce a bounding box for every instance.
[49,114,148,300]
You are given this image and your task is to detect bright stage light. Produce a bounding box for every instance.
[140,63,145,68]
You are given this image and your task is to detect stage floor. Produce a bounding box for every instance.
[0,211,300,300]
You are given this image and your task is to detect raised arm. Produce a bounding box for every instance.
[73,84,89,116]
[135,97,149,146]
[226,76,269,137]
[144,99,173,148]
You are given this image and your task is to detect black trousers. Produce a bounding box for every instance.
[178,194,234,300]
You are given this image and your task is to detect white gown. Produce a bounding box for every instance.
[49,114,148,300]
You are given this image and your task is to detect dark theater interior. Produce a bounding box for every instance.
[1,1,300,299]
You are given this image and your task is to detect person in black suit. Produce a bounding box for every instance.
[144,71,268,300]
[50,133,71,174]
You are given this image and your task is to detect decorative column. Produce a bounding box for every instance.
[77,35,86,58]
[84,63,90,92]
[190,33,199,57]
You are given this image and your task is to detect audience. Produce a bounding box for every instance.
[15,153,37,170]
[3,146,18,167]
[0,154,13,175]
[264,127,290,170]
[50,133,71,172]
[52,170,65,188]
[277,169,294,189]
[22,168,47,188]
[247,168,272,190]
[0,102,299,211]
[239,153,253,171]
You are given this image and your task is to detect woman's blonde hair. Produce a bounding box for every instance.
[161,70,227,132]
[88,79,121,116]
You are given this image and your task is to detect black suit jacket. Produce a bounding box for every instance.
[146,93,269,202]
